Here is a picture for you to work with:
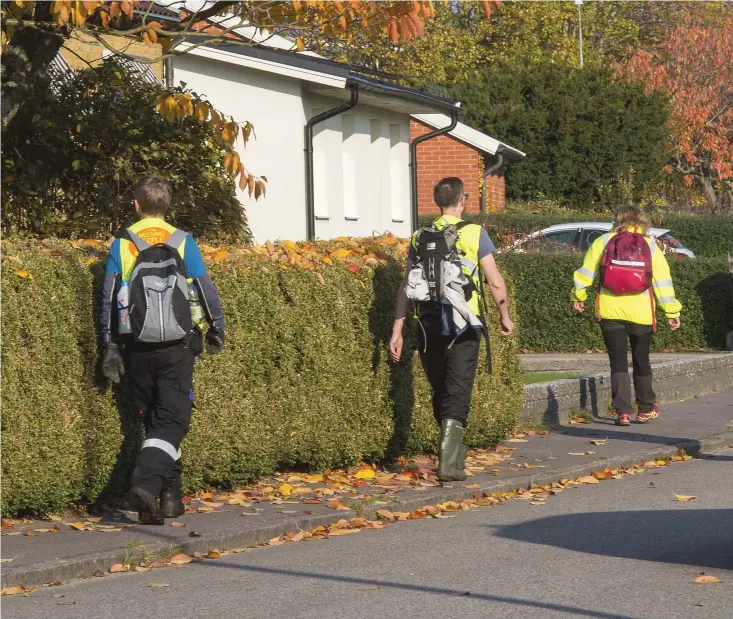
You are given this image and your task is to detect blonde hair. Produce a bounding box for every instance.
[613,205,650,234]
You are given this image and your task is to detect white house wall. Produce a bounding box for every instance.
[305,93,411,241]
[173,55,412,243]
[173,54,308,243]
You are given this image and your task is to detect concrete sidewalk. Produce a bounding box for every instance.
[2,390,732,589]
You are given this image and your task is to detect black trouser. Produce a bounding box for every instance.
[600,319,655,415]
[126,341,194,498]
[418,314,481,427]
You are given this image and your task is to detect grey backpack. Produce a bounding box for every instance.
[125,228,192,343]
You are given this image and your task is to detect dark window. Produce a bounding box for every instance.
[579,228,606,251]
[536,229,578,253]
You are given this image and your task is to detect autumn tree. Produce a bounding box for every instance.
[619,14,733,211]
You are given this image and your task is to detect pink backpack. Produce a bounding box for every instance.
[599,231,653,295]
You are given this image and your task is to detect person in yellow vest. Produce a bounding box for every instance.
[390,177,514,481]
[572,206,682,426]
[100,176,225,524]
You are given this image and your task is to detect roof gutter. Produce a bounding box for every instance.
[479,153,504,214]
[409,111,459,231]
[304,82,359,241]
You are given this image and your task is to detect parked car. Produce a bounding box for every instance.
[506,222,695,259]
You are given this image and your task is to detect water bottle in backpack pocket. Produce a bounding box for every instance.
[117,280,132,334]
[599,231,653,295]
[126,228,192,343]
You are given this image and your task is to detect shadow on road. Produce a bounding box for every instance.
[200,560,642,619]
[492,509,733,571]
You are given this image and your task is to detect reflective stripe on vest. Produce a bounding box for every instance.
[433,217,482,315]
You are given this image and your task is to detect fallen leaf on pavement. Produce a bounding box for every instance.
[568,452,595,456]
[354,469,376,480]
[326,500,351,511]
[1,586,24,596]
[506,438,528,443]
[199,501,224,508]
[170,522,186,527]
[0,558,14,563]
[675,495,697,502]
[206,550,222,559]
[188,531,202,537]
[694,575,721,584]
[169,554,193,565]
[109,564,128,573]
[328,528,361,536]
[589,439,608,445]
[577,476,600,484]
[375,509,394,521]
[135,566,152,572]
[150,583,170,588]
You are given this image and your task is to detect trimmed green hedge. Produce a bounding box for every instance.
[1,239,522,516]
[499,254,733,352]
[419,212,733,258]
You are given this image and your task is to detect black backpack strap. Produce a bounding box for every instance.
[455,221,470,231]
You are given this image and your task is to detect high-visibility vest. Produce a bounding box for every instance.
[119,218,187,281]
[411,214,483,316]
[572,228,682,325]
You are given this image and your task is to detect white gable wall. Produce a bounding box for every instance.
[173,54,308,243]
[173,54,412,243]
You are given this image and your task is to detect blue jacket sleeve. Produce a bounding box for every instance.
[100,239,122,343]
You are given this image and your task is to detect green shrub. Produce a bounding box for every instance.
[419,211,733,258]
[1,239,522,516]
[499,254,733,352]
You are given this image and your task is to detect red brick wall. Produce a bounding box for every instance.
[410,119,505,217]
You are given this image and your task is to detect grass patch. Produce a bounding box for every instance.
[523,372,584,385]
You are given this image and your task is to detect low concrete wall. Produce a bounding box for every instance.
[523,353,733,425]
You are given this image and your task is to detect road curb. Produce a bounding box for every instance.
[5,430,732,589]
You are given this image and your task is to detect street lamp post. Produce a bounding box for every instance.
[575,0,584,69]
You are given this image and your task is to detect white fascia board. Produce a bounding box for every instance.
[412,112,526,159]
[175,42,347,89]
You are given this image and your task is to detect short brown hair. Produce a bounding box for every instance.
[132,176,172,217]
[613,205,650,234]
[433,177,464,209]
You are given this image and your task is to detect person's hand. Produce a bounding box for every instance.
[206,328,225,354]
[102,342,125,385]
[389,330,404,363]
[500,315,514,335]
[668,317,681,331]
[573,301,585,313]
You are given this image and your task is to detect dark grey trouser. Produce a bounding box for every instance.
[600,319,655,414]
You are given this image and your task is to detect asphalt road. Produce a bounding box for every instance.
[5,449,732,619]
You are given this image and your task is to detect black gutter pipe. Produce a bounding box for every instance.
[479,152,504,214]
[409,110,459,232]
[304,83,359,241]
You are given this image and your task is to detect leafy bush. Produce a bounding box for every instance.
[1,237,522,516]
[1,60,249,242]
[449,59,670,209]
[420,211,733,258]
[499,253,733,352]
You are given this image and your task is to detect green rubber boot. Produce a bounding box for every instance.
[437,419,467,482]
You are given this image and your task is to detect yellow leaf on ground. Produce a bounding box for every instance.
[675,495,697,502]
[278,483,294,497]
[328,528,360,536]
[67,522,88,531]
[109,564,127,573]
[150,583,170,588]
[694,575,721,584]
[1,586,25,596]
[577,476,600,484]
[206,550,221,559]
[14,270,33,280]
[331,248,351,258]
[305,474,324,483]
[170,521,186,527]
[354,469,376,480]
[506,438,528,443]
[169,554,192,565]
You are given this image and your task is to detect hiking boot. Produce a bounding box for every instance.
[129,486,164,525]
[437,419,467,482]
[636,405,660,424]
[160,489,185,518]
[615,413,632,426]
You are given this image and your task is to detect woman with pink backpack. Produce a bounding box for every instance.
[571,206,682,426]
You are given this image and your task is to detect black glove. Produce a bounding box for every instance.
[102,342,125,384]
[206,328,225,355]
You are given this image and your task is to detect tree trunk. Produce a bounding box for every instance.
[699,174,719,212]
[1,26,64,132]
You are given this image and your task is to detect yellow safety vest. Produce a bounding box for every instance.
[119,218,187,281]
[411,214,483,316]
[571,227,682,325]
